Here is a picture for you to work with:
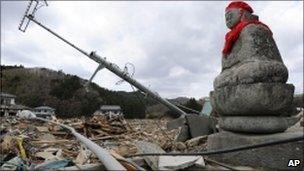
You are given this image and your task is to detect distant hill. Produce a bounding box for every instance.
[168,97,190,104]
[1,65,159,118]
[146,96,203,118]
[1,65,202,118]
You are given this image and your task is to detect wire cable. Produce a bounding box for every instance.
[126,135,303,157]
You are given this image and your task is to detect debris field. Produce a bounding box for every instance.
[0,115,214,170]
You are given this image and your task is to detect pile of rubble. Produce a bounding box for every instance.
[2,111,301,170]
[0,115,213,170]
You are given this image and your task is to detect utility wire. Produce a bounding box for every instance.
[126,135,303,157]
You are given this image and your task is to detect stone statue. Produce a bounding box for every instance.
[210,1,295,133]
[207,2,302,169]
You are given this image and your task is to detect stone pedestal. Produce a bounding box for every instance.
[218,116,290,133]
[211,83,294,116]
[207,129,303,170]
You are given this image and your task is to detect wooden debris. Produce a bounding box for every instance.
[185,135,208,147]
[57,163,105,170]
[32,139,73,144]
[109,150,142,171]
[1,115,188,170]
[36,126,49,132]
[174,142,187,151]
[39,133,56,141]
[75,145,92,165]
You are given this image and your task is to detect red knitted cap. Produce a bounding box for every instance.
[226,1,253,13]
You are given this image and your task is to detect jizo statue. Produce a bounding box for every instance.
[210,1,295,133]
[207,2,302,169]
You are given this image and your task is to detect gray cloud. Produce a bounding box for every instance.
[1,41,43,64]
[1,1,27,28]
[1,1,60,30]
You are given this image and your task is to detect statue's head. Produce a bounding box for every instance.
[225,1,254,29]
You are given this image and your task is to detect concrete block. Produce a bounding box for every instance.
[206,130,303,170]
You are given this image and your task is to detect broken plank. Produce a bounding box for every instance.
[32,139,74,144]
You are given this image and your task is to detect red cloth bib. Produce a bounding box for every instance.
[222,20,272,56]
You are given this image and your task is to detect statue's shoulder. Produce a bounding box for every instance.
[222,21,282,69]
[238,22,280,60]
[240,23,272,39]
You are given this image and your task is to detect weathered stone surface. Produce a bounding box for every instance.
[211,83,294,116]
[186,115,217,138]
[222,24,284,70]
[219,116,289,133]
[168,115,217,141]
[167,117,186,131]
[135,141,165,170]
[214,61,288,89]
[206,130,303,170]
[175,125,190,142]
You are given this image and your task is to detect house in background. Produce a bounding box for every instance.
[34,106,55,119]
[1,92,16,106]
[0,92,31,116]
[94,105,123,117]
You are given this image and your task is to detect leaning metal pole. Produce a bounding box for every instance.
[26,15,187,117]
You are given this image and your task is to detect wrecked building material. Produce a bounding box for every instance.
[33,116,127,171]
[135,141,205,170]
[135,141,165,170]
[158,155,205,170]
[1,107,302,170]
[1,112,187,170]
[167,115,217,142]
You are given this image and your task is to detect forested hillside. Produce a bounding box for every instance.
[1,65,202,118]
[1,65,158,118]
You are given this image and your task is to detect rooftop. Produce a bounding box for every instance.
[0,104,32,110]
[34,106,55,111]
[100,105,122,111]
[0,92,16,98]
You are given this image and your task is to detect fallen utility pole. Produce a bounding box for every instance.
[32,116,127,171]
[18,0,187,117]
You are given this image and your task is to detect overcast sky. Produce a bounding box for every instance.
[1,1,303,99]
